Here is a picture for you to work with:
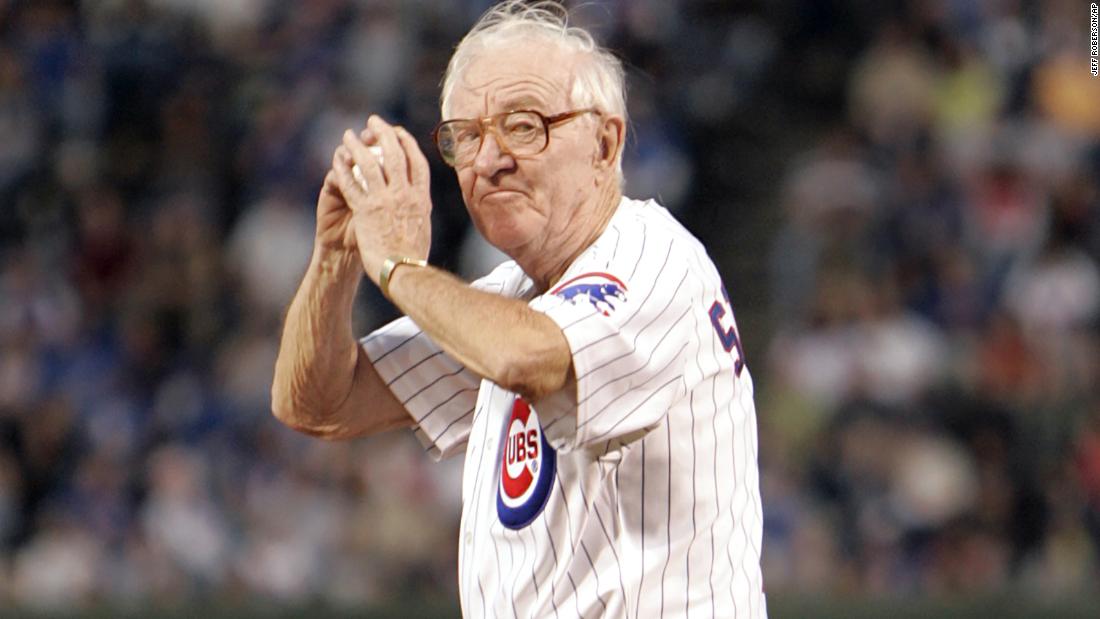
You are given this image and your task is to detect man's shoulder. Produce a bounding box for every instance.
[471,260,526,294]
[543,196,722,306]
[612,196,715,271]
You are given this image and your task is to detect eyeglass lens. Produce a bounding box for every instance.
[437,111,547,165]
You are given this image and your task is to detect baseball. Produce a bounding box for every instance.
[351,145,384,191]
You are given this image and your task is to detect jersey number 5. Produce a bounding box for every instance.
[708,285,745,377]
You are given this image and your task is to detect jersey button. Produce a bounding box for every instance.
[464,532,473,546]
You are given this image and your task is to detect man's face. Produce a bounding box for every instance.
[446,41,601,258]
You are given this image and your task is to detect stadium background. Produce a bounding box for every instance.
[1,0,1099,616]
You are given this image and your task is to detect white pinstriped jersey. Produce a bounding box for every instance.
[361,197,766,618]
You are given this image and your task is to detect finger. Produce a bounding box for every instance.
[342,129,386,189]
[332,146,367,207]
[368,115,409,188]
[396,126,430,190]
[322,170,343,198]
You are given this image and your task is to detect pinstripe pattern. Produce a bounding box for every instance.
[361,197,766,617]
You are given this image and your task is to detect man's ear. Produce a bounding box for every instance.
[595,115,625,170]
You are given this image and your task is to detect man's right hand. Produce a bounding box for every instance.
[272,136,414,440]
[314,169,359,257]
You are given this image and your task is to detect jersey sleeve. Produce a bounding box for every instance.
[359,262,520,460]
[360,318,480,461]
[528,232,694,452]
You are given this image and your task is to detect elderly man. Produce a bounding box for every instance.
[271,1,766,616]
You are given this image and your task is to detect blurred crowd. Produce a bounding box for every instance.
[761,0,1100,597]
[0,0,1098,612]
[0,0,701,610]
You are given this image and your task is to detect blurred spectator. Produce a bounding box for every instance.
[227,191,314,321]
[848,22,937,148]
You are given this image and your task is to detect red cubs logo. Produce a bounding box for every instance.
[497,397,556,529]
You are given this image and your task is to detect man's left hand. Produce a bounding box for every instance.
[332,115,433,284]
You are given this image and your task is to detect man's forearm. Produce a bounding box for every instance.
[271,249,362,432]
[385,263,572,400]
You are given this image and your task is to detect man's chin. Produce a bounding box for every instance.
[478,220,533,255]
[483,230,527,254]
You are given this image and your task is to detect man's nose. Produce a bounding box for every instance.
[471,129,514,177]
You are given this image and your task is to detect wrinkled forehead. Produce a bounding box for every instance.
[448,41,579,119]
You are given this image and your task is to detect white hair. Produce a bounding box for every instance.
[440,1,627,169]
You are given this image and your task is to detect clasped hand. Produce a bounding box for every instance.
[327,115,432,285]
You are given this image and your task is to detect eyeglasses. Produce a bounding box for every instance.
[431,108,600,168]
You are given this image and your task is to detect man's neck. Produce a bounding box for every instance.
[519,182,623,293]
